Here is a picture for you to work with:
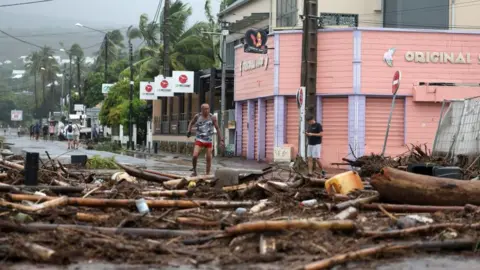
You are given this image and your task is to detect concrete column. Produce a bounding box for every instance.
[247,100,255,159]
[348,95,366,159]
[133,124,137,147]
[147,120,153,152]
[274,96,286,147]
[257,98,266,160]
[235,102,242,156]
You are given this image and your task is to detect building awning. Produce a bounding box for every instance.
[229,13,270,33]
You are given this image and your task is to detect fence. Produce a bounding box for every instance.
[432,96,480,162]
[152,110,236,135]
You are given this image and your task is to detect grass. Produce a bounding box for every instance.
[93,142,123,154]
[86,155,119,169]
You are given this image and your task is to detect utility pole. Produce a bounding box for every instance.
[220,21,229,155]
[104,34,108,83]
[300,0,318,154]
[68,53,73,119]
[128,41,134,150]
[163,0,172,127]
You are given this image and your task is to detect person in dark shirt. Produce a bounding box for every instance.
[305,115,325,177]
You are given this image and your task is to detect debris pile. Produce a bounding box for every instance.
[1,147,480,269]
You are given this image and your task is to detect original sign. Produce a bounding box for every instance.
[405,51,477,64]
[172,71,194,93]
[244,29,268,54]
[154,75,174,97]
[139,81,156,100]
[240,56,269,75]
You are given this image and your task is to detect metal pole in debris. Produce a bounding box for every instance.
[381,71,401,157]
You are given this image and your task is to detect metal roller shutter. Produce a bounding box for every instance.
[286,97,300,156]
[322,98,349,165]
[242,103,248,157]
[265,99,275,161]
[254,101,258,160]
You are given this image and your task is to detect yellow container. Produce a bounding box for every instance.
[325,171,364,195]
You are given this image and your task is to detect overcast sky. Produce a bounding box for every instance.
[0,0,219,27]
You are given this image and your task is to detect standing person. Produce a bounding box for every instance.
[186,104,224,176]
[72,123,80,149]
[49,123,55,141]
[42,124,49,141]
[29,124,34,140]
[34,122,40,141]
[66,122,74,149]
[305,115,326,177]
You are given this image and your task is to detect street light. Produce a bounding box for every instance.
[75,23,109,83]
[59,48,73,119]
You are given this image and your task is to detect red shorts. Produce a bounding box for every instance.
[195,140,213,149]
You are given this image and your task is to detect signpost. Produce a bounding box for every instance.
[11,110,23,121]
[102,83,115,94]
[381,71,402,156]
[139,82,156,100]
[296,87,306,159]
[154,75,174,97]
[172,71,194,93]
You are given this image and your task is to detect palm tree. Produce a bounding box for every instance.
[70,43,85,100]
[95,30,125,73]
[134,1,216,79]
[25,51,42,109]
[39,46,57,101]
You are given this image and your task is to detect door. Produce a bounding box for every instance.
[286,97,300,157]
[265,99,275,161]
[254,101,259,160]
[365,97,405,155]
[322,98,349,166]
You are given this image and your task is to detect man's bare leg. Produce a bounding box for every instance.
[307,157,313,175]
[315,158,323,171]
[205,147,213,175]
[191,145,201,176]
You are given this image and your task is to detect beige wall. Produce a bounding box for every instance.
[452,0,480,30]
[221,0,271,22]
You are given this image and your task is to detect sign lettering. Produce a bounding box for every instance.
[240,56,269,75]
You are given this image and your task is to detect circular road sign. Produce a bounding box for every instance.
[160,80,169,88]
[145,84,153,92]
[179,74,188,84]
[392,70,401,94]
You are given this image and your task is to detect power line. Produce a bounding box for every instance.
[0,0,53,8]
[0,26,130,39]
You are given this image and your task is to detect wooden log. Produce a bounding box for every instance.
[116,163,170,183]
[334,207,358,220]
[225,220,355,236]
[371,167,480,206]
[76,212,111,222]
[0,185,83,194]
[144,169,182,179]
[163,175,214,188]
[176,217,220,227]
[0,196,68,212]
[7,194,256,209]
[0,159,24,171]
[360,222,480,239]
[361,203,464,213]
[22,242,56,261]
[304,239,478,270]
[141,190,188,197]
[8,222,221,238]
[0,199,37,212]
[57,161,82,180]
[334,193,379,211]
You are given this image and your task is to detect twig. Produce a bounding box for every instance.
[82,186,103,198]
[378,205,398,221]
[360,222,480,239]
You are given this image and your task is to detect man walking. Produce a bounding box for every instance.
[187,103,224,176]
[305,115,325,177]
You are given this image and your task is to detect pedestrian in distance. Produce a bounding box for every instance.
[34,122,40,141]
[66,122,74,149]
[49,123,55,141]
[29,124,34,140]
[72,123,80,149]
[186,103,225,176]
[42,125,49,141]
[304,115,326,177]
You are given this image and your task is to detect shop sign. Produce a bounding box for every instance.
[297,87,306,159]
[240,56,269,75]
[384,47,480,66]
[172,71,194,93]
[154,75,174,97]
[139,81,156,100]
[244,29,268,54]
[11,110,22,121]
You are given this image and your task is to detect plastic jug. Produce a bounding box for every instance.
[325,171,364,195]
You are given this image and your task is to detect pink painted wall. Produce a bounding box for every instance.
[362,31,480,97]
[234,37,274,101]
[414,85,480,102]
[405,97,443,150]
[278,32,354,95]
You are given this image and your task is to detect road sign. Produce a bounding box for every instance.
[392,70,401,94]
[102,83,115,94]
[296,87,306,159]
[11,110,23,121]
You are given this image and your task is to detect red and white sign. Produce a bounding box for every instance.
[172,71,194,93]
[139,82,156,100]
[392,70,401,94]
[154,75,174,97]
[11,110,23,121]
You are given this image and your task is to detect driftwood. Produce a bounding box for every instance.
[225,220,356,236]
[360,222,480,239]
[361,203,465,213]
[371,167,480,206]
[141,190,189,197]
[334,193,379,211]
[163,175,215,189]
[334,207,358,220]
[144,169,182,179]
[22,242,56,261]
[303,238,478,270]
[176,217,220,227]
[0,185,83,194]
[7,194,256,209]
[76,212,111,222]
[0,196,68,212]
[116,163,170,183]
[0,159,24,171]
[1,222,221,239]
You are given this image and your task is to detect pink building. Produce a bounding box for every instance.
[234,28,480,166]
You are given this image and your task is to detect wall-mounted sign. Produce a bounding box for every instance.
[11,110,22,121]
[101,83,115,94]
[172,71,194,93]
[244,29,268,54]
[240,56,269,75]
[154,75,174,97]
[384,47,480,66]
[139,82,156,100]
[74,104,85,112]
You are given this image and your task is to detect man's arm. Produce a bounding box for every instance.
[312,124,323,137]
[212,115,224,142]
[187,114,199,137]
